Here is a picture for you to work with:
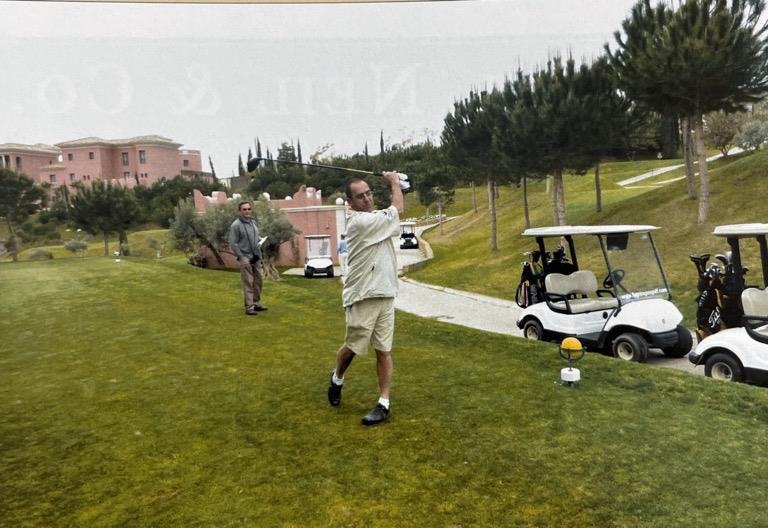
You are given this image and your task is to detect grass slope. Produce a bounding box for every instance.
[3,258,768,526]
[411,151,768,323]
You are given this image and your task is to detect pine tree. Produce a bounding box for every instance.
[607,0,768,222]
[238,154,245,177]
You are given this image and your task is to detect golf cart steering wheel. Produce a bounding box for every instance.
[603,269,626,291]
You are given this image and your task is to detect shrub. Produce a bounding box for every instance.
[27,249,53,261]
[64,239,88,257]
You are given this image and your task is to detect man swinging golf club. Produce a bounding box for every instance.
[328,172,405,425]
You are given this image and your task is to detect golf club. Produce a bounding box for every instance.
[246,157,412,193]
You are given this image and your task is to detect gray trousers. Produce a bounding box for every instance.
[239,257,263,308]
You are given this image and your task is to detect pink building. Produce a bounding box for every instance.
[271,186,347,266]
[0,135,209,190]
[55,135,206,188]
[0,143,62,186]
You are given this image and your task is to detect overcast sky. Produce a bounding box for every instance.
[1,0,641,182]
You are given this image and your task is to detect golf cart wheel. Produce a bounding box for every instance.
[522,319,544,341]
[327,266,334,278]
[704,352,744,382]
[663,325,694,358]
[304,269,313,278]
[611,332,648,362]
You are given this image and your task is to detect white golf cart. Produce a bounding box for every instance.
[516,225,691,362]
[304,234,334,278]
[399,221,419,250]
[688,223,768,384]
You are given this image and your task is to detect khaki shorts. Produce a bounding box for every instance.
[345,297,395,355]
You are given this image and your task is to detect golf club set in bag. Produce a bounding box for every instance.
[246,157,412,194]
[515,247,576,308]
[689,252,747,339]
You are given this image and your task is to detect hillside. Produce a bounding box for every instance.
[410,151,767,323]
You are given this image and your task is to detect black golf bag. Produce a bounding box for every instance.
[515,248,575,308]
[690,253,745,339]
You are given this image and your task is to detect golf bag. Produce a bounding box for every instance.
[690,253,745,339]
[515,248,575,308]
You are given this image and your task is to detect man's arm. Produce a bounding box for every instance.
[227,222,243,259]
[382,171,404,214]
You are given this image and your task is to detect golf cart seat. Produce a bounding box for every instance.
[742,287,768,344]
[545,270,619,314]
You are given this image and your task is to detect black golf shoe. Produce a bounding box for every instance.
[361,403,389,426]
[328,372,343,406]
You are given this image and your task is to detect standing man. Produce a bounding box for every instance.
[327,172,404,425]
[228,201,267,316]
[338,233,348,277]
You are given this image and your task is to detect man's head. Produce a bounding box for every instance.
[346,178,374,213]
[238,201,253,219]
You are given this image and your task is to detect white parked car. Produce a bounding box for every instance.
[516,225,691,362]
[304,235,334,278]
[689,223,768,384]
[399,221,419,250]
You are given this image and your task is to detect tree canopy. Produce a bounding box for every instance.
[69,181,141,256]
[0,168,47,262]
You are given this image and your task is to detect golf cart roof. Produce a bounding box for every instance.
[713,223,768,238]
[304,234,331,239]
[522,225,660,237]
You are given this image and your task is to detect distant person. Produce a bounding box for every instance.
[338,233,348,277]
[228,201,267,316]
[327,172,404,425]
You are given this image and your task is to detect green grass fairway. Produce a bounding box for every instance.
[3,258,768,526]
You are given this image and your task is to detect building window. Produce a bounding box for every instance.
[122,152,129,166]
[123,171,130,179]
[70,173,76,182]
[183,159,190,168]
[15,156,21,168]
[49,174,56,185]
[89,151,95,160]
[139,150,146,164]
[67,153,73,161]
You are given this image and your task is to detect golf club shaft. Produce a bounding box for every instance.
[248,157,381,176]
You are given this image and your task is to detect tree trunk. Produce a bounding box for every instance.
[103,233,109,256]
[595,162,602,213]
[6,219,18,262]
[262,258,280,280]
[551,169,566,226]
[205,242,225,266]
[487,178,497,251]
[471,181,478,213]
[523,175,531,229]
[681,115,697,200]
[694,112,710,224]
[438,203,444,235]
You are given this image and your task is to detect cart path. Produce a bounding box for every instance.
[396,277,523,337]
[617,147,743,187]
